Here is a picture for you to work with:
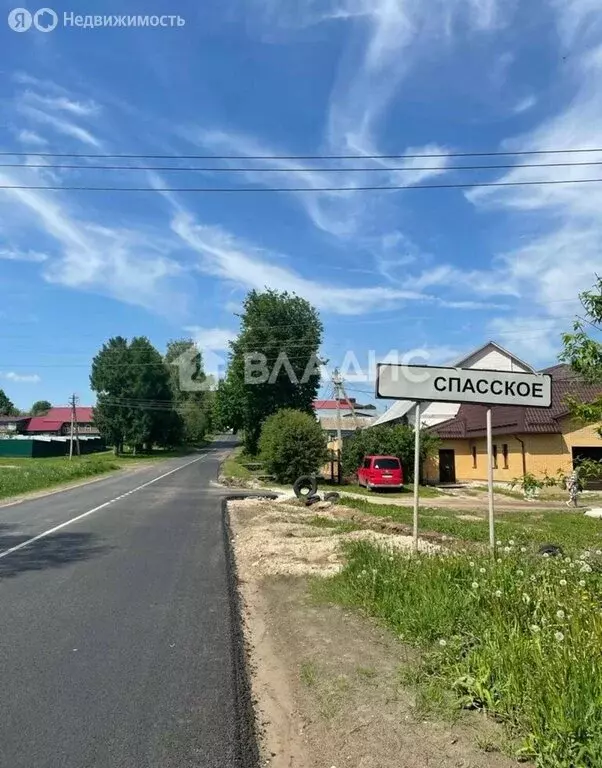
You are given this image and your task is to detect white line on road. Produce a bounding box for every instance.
[0,455,207,561]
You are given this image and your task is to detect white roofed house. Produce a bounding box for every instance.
[369,341,535,430]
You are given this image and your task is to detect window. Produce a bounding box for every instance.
[472,445,477,469]
[502,443,509,469]
[373,458,400,470]
[493,445,498,469]
[363,457,371,469]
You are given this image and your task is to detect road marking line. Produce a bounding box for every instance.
[0,455,206,561]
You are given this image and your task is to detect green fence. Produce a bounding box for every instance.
[0,439,105,458]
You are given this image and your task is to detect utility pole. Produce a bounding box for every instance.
[69,394,80,460]
[332,369,343,484]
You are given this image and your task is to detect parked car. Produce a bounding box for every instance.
[357,455,404,490]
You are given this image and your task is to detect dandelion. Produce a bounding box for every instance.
[469,561,475,567]
[569,562,576,569]
[530,575,537,582]
[479,567,486,574]
[497,558,502,564]
[388,555,394,562]
[504,546,511,553]
[596,550,602,556]
[517,569,524,577]
[560,579,567,586]
[560,569,566,575]
[522,593,531,604]
[543,553,550,558]
[509,539,515,546]
[579,580,586,587]
[580,564,592,574]
[520,547,527,553]
[556,610,565,620]
[471,581,479,589]
[555,631,565,642]
[565,557,572,564]
[496,541,502,547]
[439,639,447,647]
[531,624,541,633]
[495,590,502,598]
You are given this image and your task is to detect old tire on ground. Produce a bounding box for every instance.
[305,494,321,506]
[324,492,340,501]
[293,475,318,499]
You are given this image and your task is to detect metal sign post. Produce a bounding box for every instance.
[413,403,420,552]
[375,362,553,553]
[486,408,495,552]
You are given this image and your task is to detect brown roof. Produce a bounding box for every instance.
[431,365,601,439]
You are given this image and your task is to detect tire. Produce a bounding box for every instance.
[305,494,321,506]
[324,492,340,502]
[293,475,318,499]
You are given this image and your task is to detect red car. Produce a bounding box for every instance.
[357,455,404,490]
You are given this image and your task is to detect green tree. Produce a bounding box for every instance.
[91,336,183,454]
[226,289,323,453]
[341,424,440,482]
[30,400,52,416]
[0,389,18,416]
[259,409,327,483]
[560,275,602,438]
[165,339,211,444]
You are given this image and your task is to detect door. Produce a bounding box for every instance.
[439,449,456,484]
[572,447,602,490]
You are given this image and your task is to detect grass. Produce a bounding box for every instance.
[0,445,205,501]
[338,496,602,554]
[300,660,319,687]
[0,453,122,500]
[474,484,602,504]
[315,541,602,766]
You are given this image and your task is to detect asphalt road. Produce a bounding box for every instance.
[0,437,254,768]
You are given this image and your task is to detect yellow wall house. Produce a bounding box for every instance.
[424,365,602,485]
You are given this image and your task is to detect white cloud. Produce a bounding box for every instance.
[172,211,433,315]
[16,129,48,146]
[22,91,100,117]
[18,105,101,148]
[513,95,537,114]
[488,316,562,364]
[0,170,185,313]
[1,372,41,384]
[184,326,235,350]
[0,248,48,262]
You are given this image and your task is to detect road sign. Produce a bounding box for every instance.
[376,364,552,408]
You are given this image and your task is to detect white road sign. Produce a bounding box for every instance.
[376,364,552,408]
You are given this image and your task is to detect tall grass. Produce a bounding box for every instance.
[318,541,602,766]
[0,456,120,500]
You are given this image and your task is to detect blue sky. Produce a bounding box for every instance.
[1,0,601,410]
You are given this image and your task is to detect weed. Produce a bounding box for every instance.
[317,540,602,765]
[299,660,319,687]
[306,515,362,534]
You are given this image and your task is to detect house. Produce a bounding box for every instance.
[0,415,30,435]
[24,406,99,437]
[370,341,535,429]
[424,364,602,485]
[314,398,376,441]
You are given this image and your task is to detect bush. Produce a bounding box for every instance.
[259,409,327,484]
[342,424,439,481]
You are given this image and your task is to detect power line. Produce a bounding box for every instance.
[5,159,602,172]
[3,147,602,160]
[3,177,602,193]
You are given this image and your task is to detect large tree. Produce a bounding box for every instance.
[560,275,602,437]
[222,289,323,453]
[0,389,18,416]
[165,339,211,444]
[91,336,183,454]
[30,400,52,416]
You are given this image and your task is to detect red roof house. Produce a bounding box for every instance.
[24,407,98,436]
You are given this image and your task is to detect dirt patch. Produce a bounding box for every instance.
[230,498,437,578]
[230,499,518,768]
